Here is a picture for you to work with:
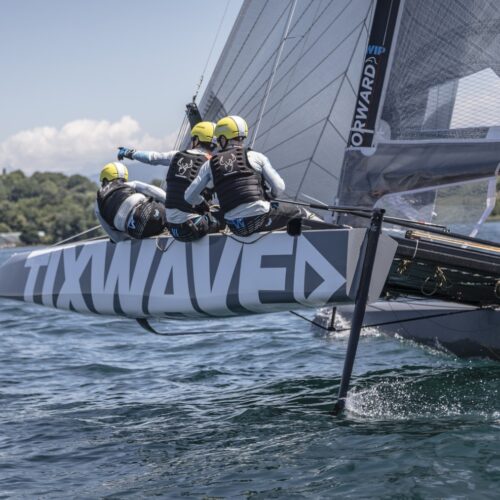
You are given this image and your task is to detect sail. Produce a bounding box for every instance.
[193,0,376,206]
[191,0,500,234]
[337,0,500,232]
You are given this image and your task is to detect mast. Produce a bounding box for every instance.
[347,0,402,149]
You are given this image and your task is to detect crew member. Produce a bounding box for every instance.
[117,121,224,242]
[96,162,167,242]
[184,115,318,236]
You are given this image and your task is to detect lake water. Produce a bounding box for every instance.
[1,223,499,498]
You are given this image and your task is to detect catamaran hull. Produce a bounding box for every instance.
[0,229,397,320]
[317,300,500,361]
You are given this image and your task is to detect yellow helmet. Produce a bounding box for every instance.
[100,162,129,183]
[191,121,216,144]
[214,116,248,141]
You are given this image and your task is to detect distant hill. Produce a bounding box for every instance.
[0,170,102,245]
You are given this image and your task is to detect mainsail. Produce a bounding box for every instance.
[192,0,376,206]
[193,0,500,235]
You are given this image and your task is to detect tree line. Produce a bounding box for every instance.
[0,170,499,246]
[0,170,102,245]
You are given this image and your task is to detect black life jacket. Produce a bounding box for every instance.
[96,180,136,228]
[210,147,265,213]
[165,151,211,214]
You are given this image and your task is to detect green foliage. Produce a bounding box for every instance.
[492,177,500,218]
[0,170,100,245]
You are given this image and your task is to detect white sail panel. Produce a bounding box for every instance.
[450,68,500,129]
[195,0,375,205]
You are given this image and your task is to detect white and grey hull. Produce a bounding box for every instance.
[0,229,396,320]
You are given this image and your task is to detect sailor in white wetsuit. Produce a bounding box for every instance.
[117,122,225,242]
[95,162,167,243]
[185,115,312,237]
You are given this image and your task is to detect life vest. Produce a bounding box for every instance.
[165,151,211,214]
[96,180,137,229]
[210,147,265,213]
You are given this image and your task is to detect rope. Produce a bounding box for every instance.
[50,225,102,247]
[172,0,231,150]
[227,229,274,244]
[155,236,175,253]
[173,115,189,151]
[192,0,231,103]
[290,306,486,333]
[289,310,335,330]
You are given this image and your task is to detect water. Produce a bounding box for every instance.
[1,223,500,498]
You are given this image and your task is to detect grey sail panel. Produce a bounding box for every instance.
[194,0,375,206]
[337,0,500,229]
[339,141,500,209]
[381,0,500,141]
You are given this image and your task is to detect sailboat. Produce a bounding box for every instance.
[1,0,500,361]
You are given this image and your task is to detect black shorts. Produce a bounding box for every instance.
[226,202,304,236]
[167,213,224,242]
[226,202,331,236]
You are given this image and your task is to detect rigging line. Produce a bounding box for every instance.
[50,225,103,247]
[259,0,317,152]
[174,115,189,151]
[253,73,345,144]
[251,0,298,148]
[243,0,353,121]
[212,1,268,98]
[236,7,322,118]
[290,307,486,333]
[193,0,231,103]
[289,310,335,331]
[239,0,345,118]
[223,5,291,107]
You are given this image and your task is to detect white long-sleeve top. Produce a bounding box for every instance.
[184,150,285,220]
[95,180,166,242]
[131,148,210,224]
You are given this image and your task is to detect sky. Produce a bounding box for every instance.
[0,0,242,178]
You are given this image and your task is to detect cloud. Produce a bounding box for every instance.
[0,116,177,176]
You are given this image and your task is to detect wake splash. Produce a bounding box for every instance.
[345,364,500,421]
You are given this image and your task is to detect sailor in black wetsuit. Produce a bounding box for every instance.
[117,122,224,242]
[95,162,167,242]
[185,116,318,236]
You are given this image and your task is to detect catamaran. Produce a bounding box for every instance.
[1,0,500,381]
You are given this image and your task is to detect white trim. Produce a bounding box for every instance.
[114,162,127,179]
[230,115,247,137]
[113,193,147,231]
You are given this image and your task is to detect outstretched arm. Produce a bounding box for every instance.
[118,147,177,166]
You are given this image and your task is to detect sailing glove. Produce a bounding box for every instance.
[117,147,136,161]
